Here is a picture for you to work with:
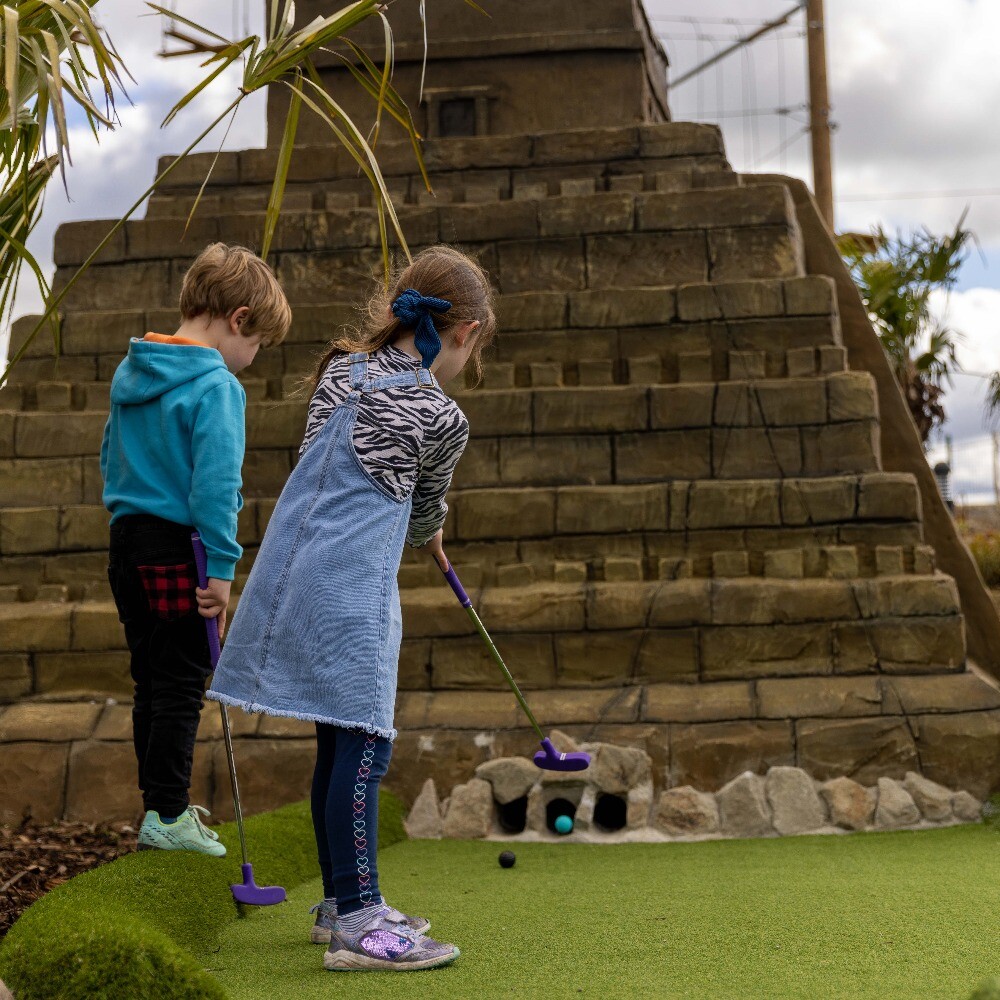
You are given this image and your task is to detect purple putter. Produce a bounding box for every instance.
[192,533,286,906]
[436,556,590,772]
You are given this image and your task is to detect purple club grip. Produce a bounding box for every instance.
[190,533,221,667]
[439,560,472,608]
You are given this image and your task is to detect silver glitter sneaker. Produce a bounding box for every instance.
[310,899,430,944]
[323,911,458,972]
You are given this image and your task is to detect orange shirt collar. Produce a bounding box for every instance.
[143,332,212,348]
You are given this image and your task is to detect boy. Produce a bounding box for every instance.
[101,243,291,855]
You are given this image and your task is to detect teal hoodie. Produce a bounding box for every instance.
[100,335,246,580]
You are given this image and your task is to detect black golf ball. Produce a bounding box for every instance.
[498,850,516,869]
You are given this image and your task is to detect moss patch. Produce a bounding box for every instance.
[0,792,405,1000]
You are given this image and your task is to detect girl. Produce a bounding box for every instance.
[206,245,496,972]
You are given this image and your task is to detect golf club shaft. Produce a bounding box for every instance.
[462,601,547,744]
[220,703,249,867]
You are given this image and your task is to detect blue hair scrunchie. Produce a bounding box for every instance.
[391,287,453,369]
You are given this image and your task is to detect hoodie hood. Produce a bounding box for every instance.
[111,336,227,405]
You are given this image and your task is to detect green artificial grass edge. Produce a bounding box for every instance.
[0,791,406,1000]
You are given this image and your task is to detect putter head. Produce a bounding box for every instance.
[533,737,591,772]
[231,863,286,906]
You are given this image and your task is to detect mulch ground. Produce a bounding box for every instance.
[0,819,138,937]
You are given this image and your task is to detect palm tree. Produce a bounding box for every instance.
[838,215,973,445]
[1,0,441,381]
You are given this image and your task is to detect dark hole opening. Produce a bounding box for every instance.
[439,98,476,137]
[497,795,528,834]
[545,797,577,833]
[593,794,627,832]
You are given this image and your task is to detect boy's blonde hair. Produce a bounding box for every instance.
[180,243,292,348]
[309,245,497,393]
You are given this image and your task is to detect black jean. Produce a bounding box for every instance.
[107,513,212,817]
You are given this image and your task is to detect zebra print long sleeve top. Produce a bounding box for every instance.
[298,344,470,547]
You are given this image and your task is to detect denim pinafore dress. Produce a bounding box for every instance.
[207,352,438,741]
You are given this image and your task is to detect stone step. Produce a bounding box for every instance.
[1,374,875,461]
[0,573,967,696]
[6,277,838,365]
[54,185,800,267]
[5,676,1000,821]
[146,124,730,200]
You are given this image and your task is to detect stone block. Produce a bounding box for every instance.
[615,430,712,482]
[603,557,642,582]
[644,682,752,723]
[627,781,655,830]
[823,546,859,579]
[0,742,70,822]
[711,427,802,478]
[571,288,675,328]
[0,700,102,741]
[712,550,749,577]
[587,743,651,795]
[657,557,693,581]
[638,186,792,231]
[553,561,588,584]
[35,381,73,410]
[647,580,713,628]
[529,687,641,728]
[655,786,719,836]
[587,232,708,288]
[576,359,615,386]
[708,226,803,282]
[480,585,585,634]
[677,352,713,383]
[432,633,555,689]
[495,563,535,587]
[687,480,780,529]
[902,771,953,822]
[781,477,857,526]
[498,435,611,486]
[701,623,832,679]
[497,293,567,332]
[913,711,1000,800]
[828,371,878,422]
[728,350,767,379]
[866,576,961,618]
[874,546,905,576]
[650,384,715,429]
[764,549,804,579]
[756,676,882,719]
[385,730,492,809]
[533,386,647,434]
[669,721,793,792]
[802,422,880,475]
[64,741,146,822]
[528,362,564,387]
[640,122,723,158]
[439,199,537,242]
[716,770,773,837]
[712,579,856,626]
[559,177,596,196]
[456,488,555,539]
[539,192,633,237]
[60,504,112,551]
[874,777,920,828]
[819,776,876,830]
[34,651,131,695]
[783,275,837,316]
[887,671,1000,715]
[818,345,847,373]
[460,390,531,436]
[786,347,816,378]
[556,484,666,535]
[796,717,919,784]
[211,739,314,820]
[498,238,585,294]
[404,778,443,839]
[857,473,921,521]
[676,283,721,321]
[0,508,60,556]
[0,654,31,701]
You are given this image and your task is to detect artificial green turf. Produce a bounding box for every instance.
[210,824,1000,1000]
[0,792,405,1000]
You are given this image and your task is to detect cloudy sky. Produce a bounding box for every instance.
[7,1,1000,496]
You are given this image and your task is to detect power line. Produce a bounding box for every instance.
[841,187,1000,203]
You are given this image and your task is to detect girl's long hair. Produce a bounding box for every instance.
[308,245,497,395]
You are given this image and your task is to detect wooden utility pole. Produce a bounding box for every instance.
[806,0,834,229]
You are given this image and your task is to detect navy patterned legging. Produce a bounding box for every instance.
[311,723,393,915]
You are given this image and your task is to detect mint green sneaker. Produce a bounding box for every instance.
[138,805,226,857]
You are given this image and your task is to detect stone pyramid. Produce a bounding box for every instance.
[1,0,999,822]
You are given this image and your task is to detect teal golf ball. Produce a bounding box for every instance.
[554,814,573,835]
